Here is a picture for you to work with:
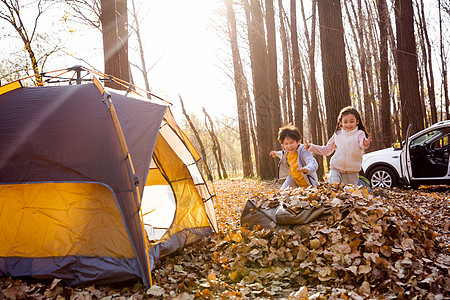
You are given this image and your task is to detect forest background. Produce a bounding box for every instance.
[1,0,449,181]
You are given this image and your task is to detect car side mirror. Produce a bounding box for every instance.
[392,142,402,150]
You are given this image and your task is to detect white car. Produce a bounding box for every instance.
[361,120,450,188]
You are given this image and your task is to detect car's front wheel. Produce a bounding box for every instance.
[368,166,398,188]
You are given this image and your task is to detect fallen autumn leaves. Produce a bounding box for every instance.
[1,179,449,299]
[209,183,449,298]
[154,180,449,299]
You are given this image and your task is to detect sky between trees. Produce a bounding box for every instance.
[0,0,234,120]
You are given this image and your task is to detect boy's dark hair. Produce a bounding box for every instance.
[335,106,369,137]
[277,124,302,144]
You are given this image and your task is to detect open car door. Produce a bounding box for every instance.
[400,124,412,185]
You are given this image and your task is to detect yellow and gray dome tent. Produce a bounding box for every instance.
[0,67,217,287]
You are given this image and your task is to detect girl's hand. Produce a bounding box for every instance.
[298,167,308,174]
[303,140,310,150]
[363,135,372,147]
[269,151,278,158]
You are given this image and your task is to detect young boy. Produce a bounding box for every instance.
[270,124,319,189]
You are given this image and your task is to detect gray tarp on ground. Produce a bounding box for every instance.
[240,199,351,230]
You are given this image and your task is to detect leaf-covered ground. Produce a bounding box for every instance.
[0,179,449,299]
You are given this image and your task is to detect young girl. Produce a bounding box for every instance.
[270,124,319,189]
[304,106,372,185]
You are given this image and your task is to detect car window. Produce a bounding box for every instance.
[431,133,450,149]
[410,130,442,147]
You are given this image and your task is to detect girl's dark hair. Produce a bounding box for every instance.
[335,106,369,137]
[277,124,302,143]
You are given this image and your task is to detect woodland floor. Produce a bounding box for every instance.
[0,179,449,299]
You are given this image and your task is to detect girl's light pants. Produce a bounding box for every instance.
[329,169,359,185]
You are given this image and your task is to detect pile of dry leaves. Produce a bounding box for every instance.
[153,182,449,299]
[0,179,448,299]
[211,184,449,298]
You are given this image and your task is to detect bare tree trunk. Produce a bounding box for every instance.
[346,42,363,110]
[417,0,438,124]
[345,0,373,144]
[179,95,210,173]
[393,96,402,142]
[265,0,282,148]
[242,49,259,177]
[101,0,120,89]
[391,66,402,143]
[302,73,311,134]
[203,108,228,179]
[248,99,260,176]
[377,0,393,148]
[395,0,424,136]
[210,140,222,180]
[415,2,429,126]
[244,0,275,180]
[386,1,398,68]
[439,0,450,120]
[317,0,351,139]
[224,0,253,177]
[290,0,304,133]
[387,1,402,141]
[278,0,290,125]
[130,0,151,98]
[116,0,129,83]
[287,34,294,124]
[300,0,324,180]
[416,46,428,126]
[362,1,381,149]
[317,91,327,139]
[238,13,259,177]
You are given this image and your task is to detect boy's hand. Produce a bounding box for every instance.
[298,168,308,174]
[303,140,310,150]
[269,151,278,158]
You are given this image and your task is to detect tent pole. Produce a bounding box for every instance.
[140,206,153,286]
[93,76,153,287]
